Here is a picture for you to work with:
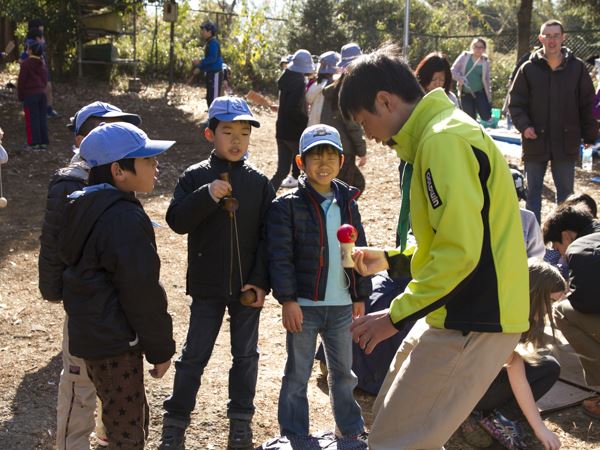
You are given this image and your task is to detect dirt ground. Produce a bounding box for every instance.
[0,71,599,450]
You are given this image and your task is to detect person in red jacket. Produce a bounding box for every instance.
[17,41,49,150]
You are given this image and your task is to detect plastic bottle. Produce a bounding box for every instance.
[582,146,593,171]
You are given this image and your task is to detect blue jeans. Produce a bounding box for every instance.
[460,90,491,121]
[524,160,575,223]
[278,305,364,437]
[163,298,260,427]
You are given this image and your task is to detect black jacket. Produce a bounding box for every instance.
[566,229,600,314]
[275,69,308,141]
[39,163,87,301]
[166,152,275,299]
[59,187,175,364]
[508,48,598,162]
[267,176,371,303]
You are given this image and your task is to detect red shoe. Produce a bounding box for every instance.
[583,396,600,419]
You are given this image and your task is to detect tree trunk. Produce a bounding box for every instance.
[517,0,533,62]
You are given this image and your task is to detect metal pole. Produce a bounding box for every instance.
[133,3,137,79]
[402,0,410,61]
[169,20,174,84]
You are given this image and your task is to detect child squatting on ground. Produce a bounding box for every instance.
[161,96,275,450]
[338,45,529,450]
[58,122,176,449]
[39,101,142,449]
[266,124,371,439]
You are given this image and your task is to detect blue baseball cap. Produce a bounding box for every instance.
[71,101,141,134]
[299,124,343,155]
[208,96,260,128]
[80,122,175,167]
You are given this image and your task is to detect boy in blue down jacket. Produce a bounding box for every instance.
[267,124,371,439]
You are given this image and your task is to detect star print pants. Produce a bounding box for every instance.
[86,349,149,450]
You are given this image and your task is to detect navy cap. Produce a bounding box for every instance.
[71,101,141,134]
[201,20,217,34]
[80,122,175,167]
[208,96,260,128]
[299,124,343,155]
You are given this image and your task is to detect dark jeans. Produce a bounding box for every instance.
[461,90,491,121]
[163,297,261,428]
[86,349,149,450]
[23,92,49,145]
[205,70,223,108]
[524,159,575,224]
[271,139,301,191]
[475,354,560,420]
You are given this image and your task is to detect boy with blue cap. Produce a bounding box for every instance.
[194,20,223,108]
[39,101,142,449]
[266,124,371,439]
[58,122,176,450]
[161,96,274,449]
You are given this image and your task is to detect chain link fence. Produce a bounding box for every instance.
[410,30,600,108]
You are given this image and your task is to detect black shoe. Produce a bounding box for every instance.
[159,425,186,449]
[47,107,60,118]
[228,419,253,449]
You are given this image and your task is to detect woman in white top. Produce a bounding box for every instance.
[451,38,492,121]
[306,51,339,126]
[414,52,460,107]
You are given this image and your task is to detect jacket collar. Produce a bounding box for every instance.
[298,174,358,206]
[389,89,455,164]
[209,150,245,171]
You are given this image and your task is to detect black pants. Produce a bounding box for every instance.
[475,354,560,420]
[271,139,301,191]
[205,70,223,108]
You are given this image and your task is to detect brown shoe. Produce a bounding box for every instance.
[582,396,600,419]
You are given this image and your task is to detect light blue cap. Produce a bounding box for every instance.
[208,96,260,128]
[317,51,340,74]
[299,124,343,155]
[287,49,315,74]
[338,43,362,68]
[80,122,175,167]
[73,101,141,134]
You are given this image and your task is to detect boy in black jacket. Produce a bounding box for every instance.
[266,124,371,438]
[59,122,176,449]
[39,101,141,449]
[161,96,275,449]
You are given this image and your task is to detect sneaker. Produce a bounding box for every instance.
[159,424,186,449]
[228,419,253,449]
[460,412,492,448]
[47,107,60,118]
[92,432,109,447]
[281,175,298,188]
[479,409,526,450]
[583,396,600,419]
[33,144,48,151]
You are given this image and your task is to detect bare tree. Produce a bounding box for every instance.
[517,0,533,61]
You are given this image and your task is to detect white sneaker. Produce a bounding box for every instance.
[281,175,298,188]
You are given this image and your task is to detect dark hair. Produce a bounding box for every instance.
[28,18,43,30]
[88,159,137,186]
[300,144,343,165]
[77,116,126,137]
[27,28,43,41]
[562,193,597,218]
[540,19,564,34]
[208,117,220,132]
[470,37,487,50]
[414,52,452,93]
[316,73,334,84]
[338,43,424,121]
[29,42,44,57]
[542,205,594,243]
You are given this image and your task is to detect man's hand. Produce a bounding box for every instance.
[523,127,538,140]
[241,284,266,308]
[352,302,365,320]
[352,247,389,276]
[350,309,398,355]
[149,359,171,379]
[282,301,303,333]
[208,179,232,200]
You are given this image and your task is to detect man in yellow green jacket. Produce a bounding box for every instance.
[338,45,530,450]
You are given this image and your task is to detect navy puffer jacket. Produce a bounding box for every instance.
[267,176,371,303]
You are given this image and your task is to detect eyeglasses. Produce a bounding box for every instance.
[541,33,563,40]
[473,45,485,49]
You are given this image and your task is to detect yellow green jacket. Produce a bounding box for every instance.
[387,89,529,333]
